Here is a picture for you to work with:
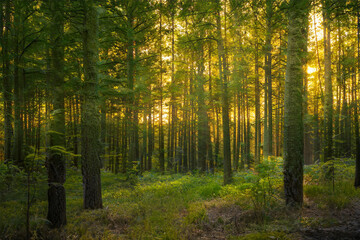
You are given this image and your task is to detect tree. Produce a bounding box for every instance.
[215,0,232,184]
[252,0,261,164]
[46,0,66,227]
[283,0,309,206]
[323,0,333,162]
[263,0,274,159]
[354,0,360,187]
[158,0,165,173]
[13,0,24,166]
[2,0,12,163]
[81,0,102,209]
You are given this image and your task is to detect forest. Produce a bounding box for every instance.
[1,0,360,239]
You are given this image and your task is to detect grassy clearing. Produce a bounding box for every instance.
[1,157,360,239]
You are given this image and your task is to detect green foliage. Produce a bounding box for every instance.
[304,158,355,184]
[0,161,48,239]
[304,158,359,209]
[251,159,282,205]
[220,158,283,223]
[184,203,208,225]
[304,181,360,210]
[198,182,222,199]
[2,158,360,239]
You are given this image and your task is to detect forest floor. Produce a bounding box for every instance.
[1,158,360,239]
[300,199,360,240]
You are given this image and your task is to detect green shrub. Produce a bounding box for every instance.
[184,203,208,225]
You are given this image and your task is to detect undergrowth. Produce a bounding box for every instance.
[1,157,360,239]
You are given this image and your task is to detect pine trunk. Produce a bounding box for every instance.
[283,0,308,206]
[81,0,102,209]
[216,1,232,184]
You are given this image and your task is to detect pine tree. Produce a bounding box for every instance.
[81,0,102,209]
[283,0,309,206]
[46,0,66,227]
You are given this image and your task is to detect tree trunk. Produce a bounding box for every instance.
[159,0,165,173]
[264,0,273,158]
[100,100,106,168]
[47,0,66,227]
[216,1,232,184]
[323,0,333,162]
[283,0,309,207]
[147,102,153,171]
[2,0,12,163]
[115,115,120,174]
[354,4,360,187]
[81,0,102,209]
[13,0,24,166]
[246,86,251,166]
[196,43,209,173]
[303,20,312,165]
[254,39,261,164]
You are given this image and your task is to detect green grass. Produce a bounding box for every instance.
[0,168,269,239]
[1,158,360,239]
[304,180,360,209]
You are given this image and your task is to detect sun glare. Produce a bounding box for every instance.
[307,66,317,75]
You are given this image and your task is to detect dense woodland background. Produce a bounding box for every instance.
[1,0,360,239]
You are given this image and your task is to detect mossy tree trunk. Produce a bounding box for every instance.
[283,0,309,207]
[81,0,102,209]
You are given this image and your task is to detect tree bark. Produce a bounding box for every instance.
[159,0,165,173]
[354,3,360,187]
[2,0,12,163]
[323,0,333,162]
[13,0,24,166]
[216,0,232,184]
[283,0,309,207]
[196,43,210,173]
[264,0,273,158]
[81,0,102,209]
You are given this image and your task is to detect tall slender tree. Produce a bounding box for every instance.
[2,0,12,163]
[158,0,165,173]
[13,0,24,166]
[216,0,232,184]
[264,0,273,158]
[323,0,333,162]
[354,1,360,187]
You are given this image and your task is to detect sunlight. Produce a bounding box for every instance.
[307,66,317,75]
